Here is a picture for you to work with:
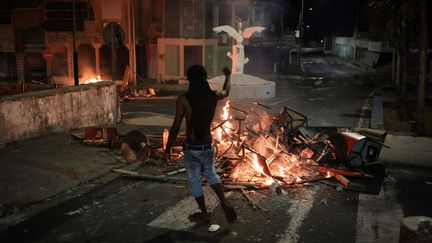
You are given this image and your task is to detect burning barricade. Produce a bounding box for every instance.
[210,100,330,188]
[114,99,388,193]
[211,100,387,189]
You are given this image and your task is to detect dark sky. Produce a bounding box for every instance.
[1,0,370,39]
[284,0,370,39]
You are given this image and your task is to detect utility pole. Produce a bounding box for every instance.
[298,0,304,65]
[72,0,79,85]
[353,0,359,62]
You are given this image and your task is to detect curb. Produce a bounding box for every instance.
[368,79,432,167]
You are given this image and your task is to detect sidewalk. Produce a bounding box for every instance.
[0,80,185,228]
[0,120,171,229]
[338,56,432,167]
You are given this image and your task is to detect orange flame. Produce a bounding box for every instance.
[215,100,231,141]
[222,100,231,121]
[264,178,274,186]
[252,153,263,174]
[84,75,102,84]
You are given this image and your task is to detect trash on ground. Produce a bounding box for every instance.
[209,224,221,232]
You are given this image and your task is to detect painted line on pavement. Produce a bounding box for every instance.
[278,186,319,243]
[355,173,404,243]
[147,187,232,230]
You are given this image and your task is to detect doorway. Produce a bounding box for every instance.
[184,46,203,75]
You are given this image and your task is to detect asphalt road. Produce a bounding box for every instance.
[122,55,373,128]
[2,55,431,243]
[2,165,431,243]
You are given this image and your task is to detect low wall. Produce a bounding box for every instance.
[0,81,120,143]
[379,134,432,167]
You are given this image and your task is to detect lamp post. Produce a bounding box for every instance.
[72,0,79,86]
[298,0,304,65]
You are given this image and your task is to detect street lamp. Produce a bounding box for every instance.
[298,0,304,65]
[72,0,79,86]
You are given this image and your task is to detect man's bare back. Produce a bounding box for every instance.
[164,66,231,153]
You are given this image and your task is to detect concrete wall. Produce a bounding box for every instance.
[379,134,432,167]
[334,37,353,46]
[334,44,353,59]
[0,81,119,142]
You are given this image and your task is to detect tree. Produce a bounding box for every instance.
[368,0,416,101]
[416,0,428,133]
[369,0,428,134]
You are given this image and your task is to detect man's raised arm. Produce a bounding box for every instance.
[216,67,231,100]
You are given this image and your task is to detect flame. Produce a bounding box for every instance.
[222,100,231,121]
[264,178,274,186]
[278,166,286,177]
[162,128,169,150]
[216,128,223,141]
[252,153,264,175]
[221,100,232,132]
[211,99,320,187]
[84,75,102,84]
[214,100,231,141]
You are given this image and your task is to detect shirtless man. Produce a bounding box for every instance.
[163,65,237,223]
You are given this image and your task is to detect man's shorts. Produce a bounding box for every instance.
[183,147,221,198]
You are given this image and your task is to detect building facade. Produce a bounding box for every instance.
[0,0,288,85]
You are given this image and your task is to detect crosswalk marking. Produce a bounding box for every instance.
[278,186,319,243]
[301,60,344,65]
[147,187,232,230]
[355,174,404,243]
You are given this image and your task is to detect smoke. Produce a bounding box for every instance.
[78,44,96,81]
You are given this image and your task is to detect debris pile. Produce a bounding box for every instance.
[208,100,387,189]
[210,100,331,188]
[131,100,388,190]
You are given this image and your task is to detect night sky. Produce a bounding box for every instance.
[284,0,370,40]
[3,0,415,42]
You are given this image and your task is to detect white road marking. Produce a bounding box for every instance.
[308,97,325,101]
[355,174,404,243]
[147,187,232,230]
[278,186,319,243]
[264,97,297,107]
